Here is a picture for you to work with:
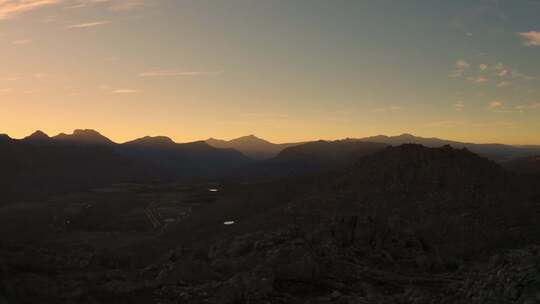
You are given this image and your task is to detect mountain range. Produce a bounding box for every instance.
[206,133,540,162]
[2,131,540,303]
[7,130,540,162]
[1,129,538,204]
[359,133,540,161]
[206,135,301,159]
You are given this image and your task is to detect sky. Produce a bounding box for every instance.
[1,0,540,144]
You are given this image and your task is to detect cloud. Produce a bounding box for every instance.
[453,61,534,88]
[66,20,109,28]
[65,0,148,11]
[488,101,503,110]
[424,120,515,128]
[424,120,466,128]
[242,112,289,119]
[456,59,470,69]
[518,31,540,47]
[487,101,520,113]
[108,0,146,11]
[467,76,488,83]
[497,81,511,88]
[11,39,31,45]
[370,106,402,113]
[453,101,465,111]
[449,59,470,78]
[486,101,540,113]
[0,88,14,93]
[509,70,535,81]
[515,102,540,111]
[112,89,137,94]
[0,0,60,20]
[33,73,48,79]
[138,70,223,77]
[1,76,19,81]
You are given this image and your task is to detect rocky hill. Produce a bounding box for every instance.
[504,155,540,174]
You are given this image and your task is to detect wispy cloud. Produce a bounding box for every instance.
[497,81,511,88]
[0,88,14,93]
[241,112,289,119]
[1,76,19,81]
[108,0,146,11]
[138,70,223,77]
[515,102,540,111]
[112,89,137,94]
[488,101,503,110]
[424,120,515,128]
[66,20,110,29]
[11,39,31,45]
[518,31,540,47]
[449,59,470,78]
[0,0,60,20]
[424,120,466,128]
[453,60,535,88]
[456,59,470,69]
[467,76,488,84]
[65,0,148,11]
[370,106,402,113]
[453,101,465,111]
[487,101,522,113]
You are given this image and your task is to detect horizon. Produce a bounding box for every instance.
[1,1,540,144]
[3,128,539,146]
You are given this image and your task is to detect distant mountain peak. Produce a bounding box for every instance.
[0,134,11,142]
[206,135,302,160]
[53,129,114,144]
[72,129,105,137]
[231,134,271,144]
[125,136,175,146]
[24,130,50,142]
[398,133,416,138]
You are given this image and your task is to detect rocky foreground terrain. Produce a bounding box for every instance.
[2,145,540,303]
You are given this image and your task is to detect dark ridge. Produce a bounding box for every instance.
[206,135,302,160]
[23,130,50,142]
[503,154,540,174]
[124,136,176,147]
[0,133,12,142]
[241,139,387,177]
[52,129,114,145]
[360,133,540,161]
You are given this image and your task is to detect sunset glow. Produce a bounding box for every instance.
[1,0,539,144]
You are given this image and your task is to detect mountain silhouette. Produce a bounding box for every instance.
[359,133,540,161]
[312,144,537,255]
[504,155,540,174]
[0,130,254,202]
[120,138,252,177]
[53,129,115,145]
[22,130,51,143]
[124,136,176,147]
[206,135,301,159]
[242,139,387,176]
[0,137,156,202]
[0,134,12,142]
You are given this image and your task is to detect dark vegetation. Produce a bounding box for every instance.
[1,130,540,303]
